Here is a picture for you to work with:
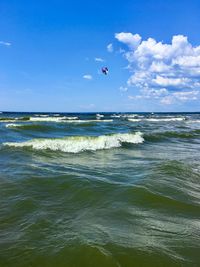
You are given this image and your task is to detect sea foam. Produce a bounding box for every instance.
[4,132,144,153]
[29,116,78,122]
[5,123,23,128]
[128,117,185,122]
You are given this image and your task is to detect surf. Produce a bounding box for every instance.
[3,132,144,153]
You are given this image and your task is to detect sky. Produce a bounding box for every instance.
[0,0,200,112]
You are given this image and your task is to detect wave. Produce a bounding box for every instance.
[111,114,143,119]
[186,120,200,123]
[29,116,78,122]
[144,130,200,142]
[34,114,49,117]
[96,114,104,118]
[3,132,144,153]
[5,123,23,128]
[128,117,185,122]
[5,123,58,131]
[110,114,121,118]
[122,114,143,118]
[29,117,112,123]
[0,116,30,122]
[1,116,113,123]
[128,119,142,122]
[72,119,113,123]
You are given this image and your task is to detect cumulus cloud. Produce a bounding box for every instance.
[95,57,104,62]
[107,43,113,53]
[83,74,92,80]
[161,90,199,105]
[115,33,200,104]
[0,41,11,46]
[115,33,141,49]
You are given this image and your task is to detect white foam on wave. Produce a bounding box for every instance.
[34,114,49,117]
[110,114,121,118]
[0,119,17,123]
[66,119,113,123]
[128,119,142,122]
[5,123,23,128]
[111,114,141,118]
[96,114,104,118]
[128,117,185,122]
[186,120,200,123]
[147,118,185,122]
[29,116,78,122]
[4,132,144,153]
[122,114,141,118]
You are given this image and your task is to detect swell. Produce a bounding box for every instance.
[144,129,200,142]
[146,160,200,206]
[5,123,58,132]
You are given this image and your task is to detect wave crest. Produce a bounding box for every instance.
[3,132,144,153]
[128,117,185,122]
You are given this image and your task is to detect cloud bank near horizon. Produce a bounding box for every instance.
[115,33,200,105]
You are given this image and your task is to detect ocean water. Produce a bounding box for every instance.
[0,112,200,267]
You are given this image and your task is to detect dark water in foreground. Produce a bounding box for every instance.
[0,112,200,267]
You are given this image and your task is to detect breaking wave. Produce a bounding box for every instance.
[2,116,113,124]
[29,117,112,123]
[5,123,23,128]
[29,116,78,122]
[3,132,144,153]
[128,117,185,122]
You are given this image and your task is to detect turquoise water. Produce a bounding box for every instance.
[0,112,200,267]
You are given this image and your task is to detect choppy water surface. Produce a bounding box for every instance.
[0,112,200,267]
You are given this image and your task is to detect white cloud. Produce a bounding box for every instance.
[0,41,11,46]
[160,96,174,105]
[115,33,200,104]
[107,43,113,53]
[152,76,190,88]
[115,33,141,49]
[129,88,168,100]
[83,74,93,80]
[95,57,104,62]
[161,90,199,105]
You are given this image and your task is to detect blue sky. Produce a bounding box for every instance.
[0,0,200,112]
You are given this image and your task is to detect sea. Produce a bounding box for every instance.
[0,111,200,267]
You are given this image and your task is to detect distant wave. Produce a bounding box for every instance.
[128,119,142,122]
[4,132,144,153]
[5,123,23,128]
[111,114,143,119]
[0,116,30,122]
[68,119,113,123]
[2,116,113,123]
[128,117,185,122]
[29,117,112,123]
[29,116,78,122]
[96,114,104,118]
[5,123,58,131]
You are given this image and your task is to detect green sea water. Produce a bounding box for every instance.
[0,112,200,267]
